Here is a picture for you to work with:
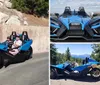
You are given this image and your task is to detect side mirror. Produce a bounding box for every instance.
[91,12,98,18]
[55,13,59,18]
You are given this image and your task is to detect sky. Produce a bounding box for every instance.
[55,44,93,55]
[50,0,100,13]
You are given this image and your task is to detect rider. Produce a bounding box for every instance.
[9,34,22,55]
[3,36,13,48]
[71,61,79,67]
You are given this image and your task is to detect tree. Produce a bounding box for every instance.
[91,44,100,61]
[65,47,71,61]
[57,53,66,64]
[50,44,57,65]
[11,0,49,17]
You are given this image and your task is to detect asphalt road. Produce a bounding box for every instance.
[51,77,100,85]
[0,52,49,85]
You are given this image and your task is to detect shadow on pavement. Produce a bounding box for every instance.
[51,38,100,42]
[51,76,100,82]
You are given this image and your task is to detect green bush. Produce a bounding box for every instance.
[11,0,49,17]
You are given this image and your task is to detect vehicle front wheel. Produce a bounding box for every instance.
[0,55,3,68]
[50,68,58,79]
[91,68,100,79]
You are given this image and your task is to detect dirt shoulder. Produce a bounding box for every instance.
[23,13,48,26]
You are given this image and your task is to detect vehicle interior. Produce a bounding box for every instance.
[1,31,31,56]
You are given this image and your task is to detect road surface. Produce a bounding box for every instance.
[51,77,100,85]
[0,52,49,85]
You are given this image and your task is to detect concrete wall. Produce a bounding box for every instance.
[0,25,49,53]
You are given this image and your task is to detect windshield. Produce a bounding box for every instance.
[63,61,71,68]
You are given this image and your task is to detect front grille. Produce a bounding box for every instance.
[67,24,84,36]
[70,24,81,30]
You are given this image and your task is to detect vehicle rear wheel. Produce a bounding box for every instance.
[25,47,33,60]
[91,68,100,79]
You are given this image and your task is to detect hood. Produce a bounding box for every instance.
[51,64,64,69]
[59,15,91,30]
[51,62,70,69]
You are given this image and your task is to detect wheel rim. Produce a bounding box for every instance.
[92,70,100,78]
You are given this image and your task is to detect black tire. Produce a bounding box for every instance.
[50,68,58,79]
[25,47,33,60]
[0,55,3,68]
[91,68,100,79]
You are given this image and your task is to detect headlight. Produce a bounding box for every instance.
[93,28,100,34]
[51,20,59,26]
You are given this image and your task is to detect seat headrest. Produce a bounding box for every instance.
[10,31,17,41]
[21,31,29,42]
[11,31,17,36]
[62,6,71,17]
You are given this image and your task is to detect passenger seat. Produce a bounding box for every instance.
[78,7,87,17]
[21,31,29,43]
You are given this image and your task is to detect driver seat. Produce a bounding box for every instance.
[10,31,17,41]
[21,31,29,43]
[62,6,71,17]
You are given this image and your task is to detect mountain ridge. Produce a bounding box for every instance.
[72,54,90,59]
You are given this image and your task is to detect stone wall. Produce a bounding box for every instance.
[0,25,49,53]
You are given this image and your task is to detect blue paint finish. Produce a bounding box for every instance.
[0,43,8,51]
[51,34,57,37]
[92,24,100,29]
[19,39,33,51]
[93,34,100,37]
[52,62,70,69]
[73,58,99,71]
[59,17,69,30]
[0,40,33,51]
[59,15,90,30]
[81,17,91,30]
[88,58,97,62]
[51,64,64,69]
[50,23,60,29]
[51,58,100,72]
[72,64,89,71]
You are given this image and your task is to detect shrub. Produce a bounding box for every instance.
[11,0,49,17]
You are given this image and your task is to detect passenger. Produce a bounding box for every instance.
[71,61,79,67]
[74,62,79,66]
[9,35,22,55]
[3,36,12,48]
[3,36,10,44]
